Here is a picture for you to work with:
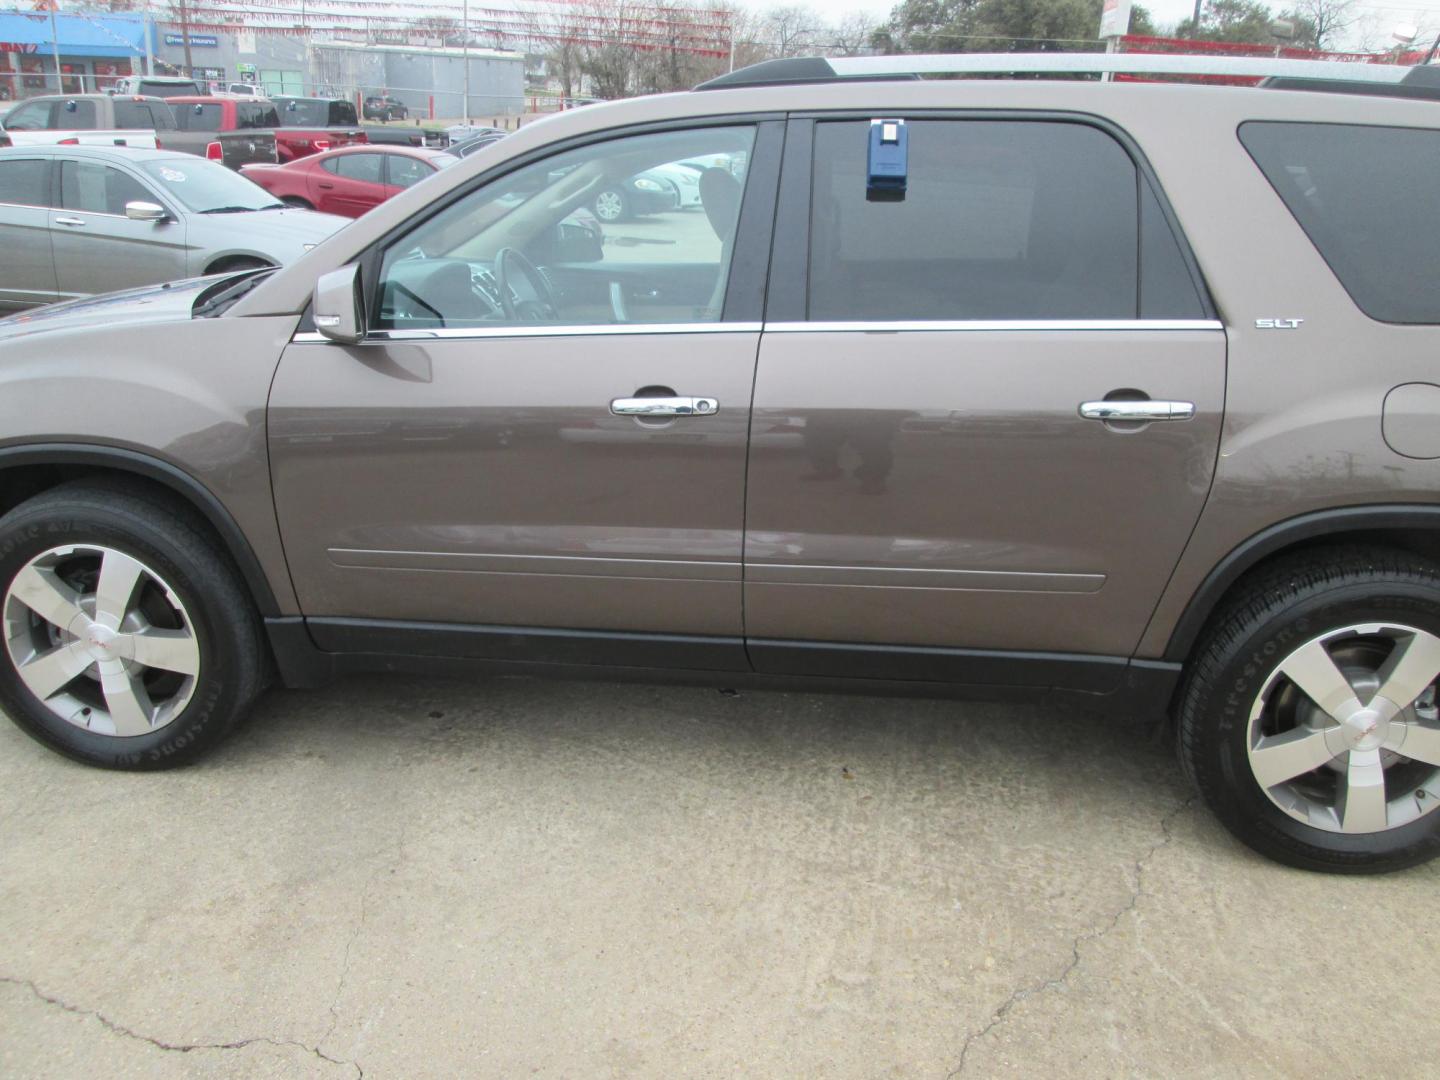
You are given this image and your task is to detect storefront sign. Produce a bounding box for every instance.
[164,33,218,48]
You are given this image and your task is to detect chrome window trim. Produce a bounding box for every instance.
[763,320,1224,333]
[293,322,763,344]
[290,319,1218,345]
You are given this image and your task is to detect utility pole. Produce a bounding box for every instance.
[1190,0,1204,36]
[462,0,471,124]
[48,2,62,93]
[178,0,193,75]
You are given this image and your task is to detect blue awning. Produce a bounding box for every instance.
[0,11,150,59]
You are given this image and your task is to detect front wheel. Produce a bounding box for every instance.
[1179,548,1440,873]
[593,188,628,223]
[0,483,267,769]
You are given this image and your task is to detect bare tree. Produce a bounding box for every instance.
[762,5,824,57]
[828,11,877,55]
[1287,0,1358,49]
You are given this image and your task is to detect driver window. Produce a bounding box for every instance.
[374,125,755,331]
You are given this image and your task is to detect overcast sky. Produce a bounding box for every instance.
[767,0,1440,49]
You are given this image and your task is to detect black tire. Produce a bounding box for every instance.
[1178,546,1440,873]
[0,482,267,770]
[280,196,313,210]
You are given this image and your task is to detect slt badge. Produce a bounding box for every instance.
[1255,317,1304,329]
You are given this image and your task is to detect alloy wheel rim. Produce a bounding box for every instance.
[1247,623,1440,834]
[3,544,200,738]
[594,191,623,220]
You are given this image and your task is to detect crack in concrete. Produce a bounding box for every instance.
[322,818,410,1054]
[944,795,1198,1078]
[0,975,362,1077]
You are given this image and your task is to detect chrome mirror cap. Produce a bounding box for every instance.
[124,201,168,222]
[313,265,363,345]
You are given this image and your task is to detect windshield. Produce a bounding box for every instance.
[135,158,281,213]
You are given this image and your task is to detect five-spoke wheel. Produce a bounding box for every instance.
[0,483,265,769]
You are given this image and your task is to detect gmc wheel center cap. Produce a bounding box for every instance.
[80,623,124,663]
[1342,707,1388,751]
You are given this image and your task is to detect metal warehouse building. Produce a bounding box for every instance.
[309,41,525,118]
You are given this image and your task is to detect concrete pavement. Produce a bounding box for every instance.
[1,674,1435,1078]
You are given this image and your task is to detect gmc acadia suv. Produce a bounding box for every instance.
[1,53,1438,873]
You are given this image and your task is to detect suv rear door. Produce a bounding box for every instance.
[743,116,1226,689]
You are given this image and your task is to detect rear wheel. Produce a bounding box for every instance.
[0,484,267,769]
[206,256,272,275]
[1179,548,1440,872]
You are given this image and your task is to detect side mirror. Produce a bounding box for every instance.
[124,201,168,222]
[313,264,363,345]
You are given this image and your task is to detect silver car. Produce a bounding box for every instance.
[0,145,347,313]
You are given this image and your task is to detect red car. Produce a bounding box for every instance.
[240,146,457,217]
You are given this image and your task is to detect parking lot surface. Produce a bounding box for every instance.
[1,674,1435,1078]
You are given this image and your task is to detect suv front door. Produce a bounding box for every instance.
[269,121,781,670]
[743,117,1227,689]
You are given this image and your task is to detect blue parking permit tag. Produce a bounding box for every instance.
[867,118,907,200]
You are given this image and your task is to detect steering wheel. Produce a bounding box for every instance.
[493,247,560,322]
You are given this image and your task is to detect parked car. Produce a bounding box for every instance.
[448,131,506,158]
[6,53,1440,875]
[0,145,345,312]
[363,95,409,121]
[269,96,367,162]
[361,124,424,148]
[444,123,503,145]
[241,146,457,217]
[109,75,202,99]
[226,83,266,97]
[1,94,272,168]
[590,168,680,222]
[165,96,280,169]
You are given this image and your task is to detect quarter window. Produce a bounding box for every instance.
[806,119,1203,321]
[374,125,756,330]
[3,101,53,131]
[0,159,50,207]
[1240,121,1440,324]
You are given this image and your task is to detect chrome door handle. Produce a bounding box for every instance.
[611,396,718,418]
[1079,400,1195,422]
[53,216,86,227]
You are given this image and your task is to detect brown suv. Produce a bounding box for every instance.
[1,53,1439,873]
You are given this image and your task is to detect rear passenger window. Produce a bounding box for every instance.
[0,160,50,207]
[1241,122,1440,324]
[334,154,383,184]
[807,119,1204,322]
[174,103,222,132]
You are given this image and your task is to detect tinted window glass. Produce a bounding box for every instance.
[277,99,326,127]
[320,157,341,175]
[334,153,383,184]
[57,99,97,130]
[113,101,174,130]
[808,120,1139,321]
[1241,121,1440,324]
[0,159,50,207]
[387,155,433,189]
[61,160,153,215]
[375,125,755,329]
[1139,180,1206,319]
[237,102,279,129]
[328,101,358,126]
[174,103,222,132]
[4,101,54,130]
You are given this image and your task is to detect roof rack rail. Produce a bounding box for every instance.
[695,52,1422,91]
